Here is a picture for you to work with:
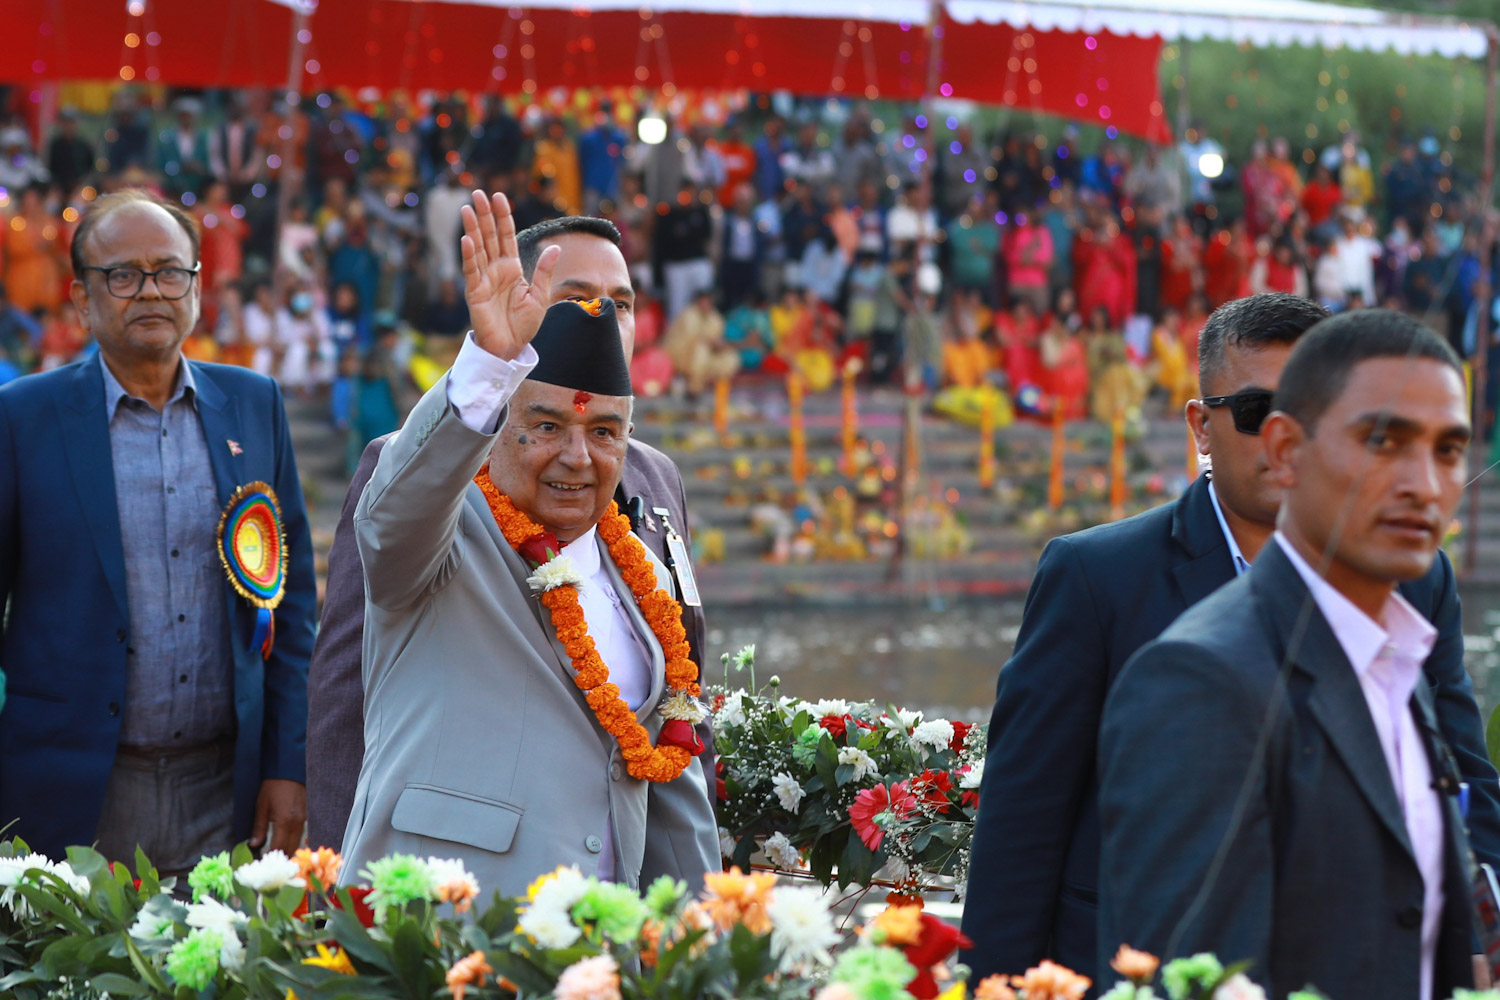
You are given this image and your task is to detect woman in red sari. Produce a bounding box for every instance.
[1202,218,1252,308]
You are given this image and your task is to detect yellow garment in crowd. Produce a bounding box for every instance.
[1152,328,1194,411]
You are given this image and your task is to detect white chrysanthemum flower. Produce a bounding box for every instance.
[1212,974,1267,1000]
[837,746,877,782]
[426,857,480,907]
[884,708,923,731]
[960,760,985,789]
[772,772,805,813]
[716,695,748,729]
[129,907,178,941]
[185,897,247,937]
[519,905,583,949]
[807,699,852,718]
[763,832,801,871]
[0,854,61,918]
[658,690,708,723]
[219,931,246,973]
[233,850,304,892]
[911,719,955,751]
[766,886,840,972]
[530,866,590,917]
[526,554,585,594]
[718,828,739,860]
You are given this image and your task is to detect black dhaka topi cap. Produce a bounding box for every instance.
[526,298,632,396]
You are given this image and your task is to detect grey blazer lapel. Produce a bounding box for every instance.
[597,530,668,722]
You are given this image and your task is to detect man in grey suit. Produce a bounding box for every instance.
[339,191,717,896]
[1098,311,1479,999]
[305,214,710,852]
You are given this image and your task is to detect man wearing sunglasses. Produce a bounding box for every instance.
[961,292,1500,987]
[0,189,317,873]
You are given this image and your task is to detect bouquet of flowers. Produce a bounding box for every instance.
[0,836,983,1000]
[711,646,986,893]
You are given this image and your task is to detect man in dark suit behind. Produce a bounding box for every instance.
[1098,311,1479,999]
[305,216,709,850]
[959,294,1500,985]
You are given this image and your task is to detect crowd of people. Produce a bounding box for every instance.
[0,88,1487,442]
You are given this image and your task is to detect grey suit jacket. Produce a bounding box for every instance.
[306,420,711,853]
[339,377,717,898]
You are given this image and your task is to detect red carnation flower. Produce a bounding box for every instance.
[819,714,849,738]
[517,531,562,569]
[910,769,954,813]
[716,777,729,802]
[903,913,975,999]
[961,790,980,809]
[659,719,705,755]
[291,885,376,928]
[949,720,974,754]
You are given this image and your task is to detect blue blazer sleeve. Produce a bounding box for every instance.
[259,380,315,783]
[960,537,1110,980]
[1416,551,1500,868]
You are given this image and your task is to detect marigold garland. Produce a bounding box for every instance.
[474,468,701,783]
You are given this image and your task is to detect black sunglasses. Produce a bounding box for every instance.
[1202,390,1274,435]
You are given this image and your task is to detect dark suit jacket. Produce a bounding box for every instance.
[959,474,1500,984]
[0,354,316,858]
[1097,541,1476,999]
[305,432,708,850]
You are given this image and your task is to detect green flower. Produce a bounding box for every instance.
[573,881,650,942]
[1160,953,1224,1000]
[186,852,234,902]
[358,855,434,918]
[732,645,756,670]
[829,945,917,1000]
[1449,993,1500,1000]
[642,875,687,918]
[1100,986,1156,1000]
[166,928,223,990]
[791,725,825,767]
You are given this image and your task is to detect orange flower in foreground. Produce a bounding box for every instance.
[446,951,492,1000]
[292,847,342,890]
[701,867,778,934]
[1010,960,1091,1000]
[1110,945,1160,984]
[973,975,1018,1000]
[870,904,924,945]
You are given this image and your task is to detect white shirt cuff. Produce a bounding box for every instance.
[445,334,539,434]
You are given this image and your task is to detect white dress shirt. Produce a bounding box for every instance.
[446,332,654,880]
[1276,533,1445,1000]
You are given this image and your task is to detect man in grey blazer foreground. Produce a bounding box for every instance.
[338,191,717,897]
[305,214,711,853]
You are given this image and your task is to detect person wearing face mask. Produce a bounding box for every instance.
[277,285,334,394]
[304,211,712,855]
[0,188,317,869]
[960,293,1500,990]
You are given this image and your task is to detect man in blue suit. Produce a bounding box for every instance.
[959,293,1500,985]
[0,189,315,870]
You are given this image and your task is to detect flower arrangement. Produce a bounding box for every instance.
[711,646,985,893]
[0,837,984,1000]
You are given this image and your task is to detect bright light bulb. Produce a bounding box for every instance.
[1198,152,1224,179]
[637,116,667,145]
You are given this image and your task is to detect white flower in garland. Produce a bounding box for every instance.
[874,856,910,884]
[772,772,805,813]
[960,760,985,790]
[718,828,739,860]
[1212,974,1267,1000]
[808,698,852,718]
[526,554,585,595]
[658,690,708,723]
[233,850,304,892]
[0,854,86,918]
[837,746,877,782]
[883,708,923,732]
[911,719,955,752]
[766,885,840,972]
[130,907,178,941]
[716,694,748,729]
[185,896,247,937]
[763,832,802,871]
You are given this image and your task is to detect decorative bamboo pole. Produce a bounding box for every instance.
[713,376,730,440]
[788,371,807,485]
[978,390,997,491]
[1047,406,1066,510]
[841,365,858,476]
[1109,412,1127,521]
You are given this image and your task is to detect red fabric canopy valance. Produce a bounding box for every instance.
[9,1,1168,141]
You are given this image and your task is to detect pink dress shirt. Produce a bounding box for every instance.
[1277,533,1445,1000]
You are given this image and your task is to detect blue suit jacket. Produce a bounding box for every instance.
[0,354,316,859]
[959,473,1500,985]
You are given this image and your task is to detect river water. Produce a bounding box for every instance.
[703,585,1500,728]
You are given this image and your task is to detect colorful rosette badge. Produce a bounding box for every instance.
[216,482,287,659]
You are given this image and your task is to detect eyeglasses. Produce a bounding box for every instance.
[1202,390,1275,435]
[81,264,200,300]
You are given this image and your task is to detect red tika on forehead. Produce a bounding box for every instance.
[573,390,593,413]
